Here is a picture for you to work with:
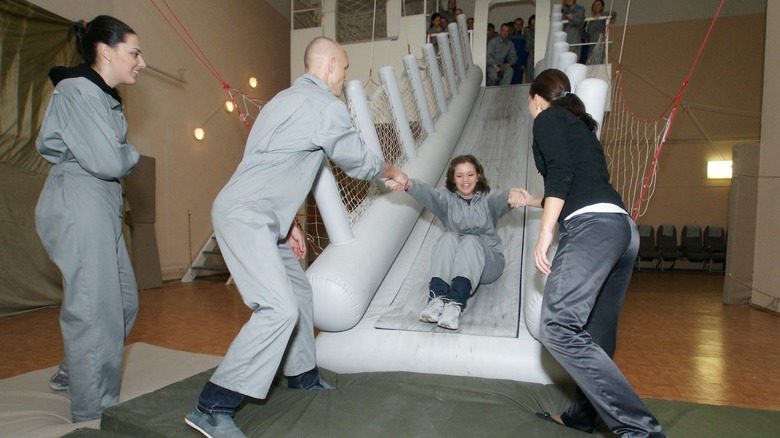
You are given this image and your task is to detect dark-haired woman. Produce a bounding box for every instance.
[427,12,444,35]
[522,69,666,437]
[427,12,444,53]
[386,155,526,330]
[35,15,146,422]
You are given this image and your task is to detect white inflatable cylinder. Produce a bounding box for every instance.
[557,51,577,71]
[435,33,459,96]
[457,14,473,66]
[422,44,448,115]
[576,78,609,138]
[543,22,564,71]
[345,80,383,159]
[403,54,436,135]
[564,63,588,94]
[551,41,569,72]
[447,22,467,81]
[553,30,567,45]
[379,66,417,159]
[312,159,353,244]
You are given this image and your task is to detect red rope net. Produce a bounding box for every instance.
[601,0,725,219]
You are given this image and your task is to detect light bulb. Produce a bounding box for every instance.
[193,128,205,141]
[225,101,235,112]
[249,77,258,88]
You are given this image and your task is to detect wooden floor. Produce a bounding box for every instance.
[1,271,779,412]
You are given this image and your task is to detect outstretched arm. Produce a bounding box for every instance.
[381,163,411,191]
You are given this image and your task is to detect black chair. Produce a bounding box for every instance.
[656,224,683,272]
[680,224,708,269]
[635,224,660,271]
[704,225,727,272]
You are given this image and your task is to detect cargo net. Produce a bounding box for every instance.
[437,57,453,101]
[601,71,673,219]
[420,61,441,121]
[586,31,607,66]
[301,84,409,259]
[448,37,462,84]
[337,0,386,43]
[368,85,407,173]
[600,0,727,220]
[400,73,426,145]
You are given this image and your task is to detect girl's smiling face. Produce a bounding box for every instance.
[453,162,479,199]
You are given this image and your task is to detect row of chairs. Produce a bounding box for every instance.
[636,224,727,272]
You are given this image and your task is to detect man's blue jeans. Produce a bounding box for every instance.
[197,381,246,416]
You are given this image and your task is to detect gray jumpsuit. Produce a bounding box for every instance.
[35,71,140,422]
[486,37,518,86]
[407,178,511,303]
[208,74,386,399]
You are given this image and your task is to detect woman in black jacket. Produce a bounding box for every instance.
[523,69,666,438]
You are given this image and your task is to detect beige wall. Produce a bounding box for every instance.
[29,0,291,280]
[608,14,765,233]
[753,1,780,310]
[25,1,772,281]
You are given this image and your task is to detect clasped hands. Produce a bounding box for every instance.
[385,178,410,192]
[508,187,532,208]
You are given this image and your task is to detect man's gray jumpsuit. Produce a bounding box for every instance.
[208,74,386,399]
[35,73,140,422]
[406,178,511,303]
[486,37,518,86]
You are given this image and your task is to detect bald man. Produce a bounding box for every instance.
[185,37,410,437]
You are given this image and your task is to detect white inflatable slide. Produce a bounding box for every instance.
[305,12,609,385]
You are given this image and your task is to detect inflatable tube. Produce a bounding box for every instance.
[307,66,484,332]
[576,78,609,137]
[564,63,588,94]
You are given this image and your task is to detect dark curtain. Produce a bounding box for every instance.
[0,0,79,314]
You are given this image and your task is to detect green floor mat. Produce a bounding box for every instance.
[74,368,779,437]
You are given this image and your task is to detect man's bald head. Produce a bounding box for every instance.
[304,37,344,71]
[303,36,350,97]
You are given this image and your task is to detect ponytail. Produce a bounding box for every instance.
[68,15,135,66]
[529,69,598,133]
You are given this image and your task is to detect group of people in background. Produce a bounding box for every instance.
[428,0,537,86]
[427,1,616,87]
[562,0,617,64]
[36,0,661,435]
[485,0,616,86]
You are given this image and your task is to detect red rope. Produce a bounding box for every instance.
[629,0,725,219]
[150,0,256,131]
[150,0,226,87]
